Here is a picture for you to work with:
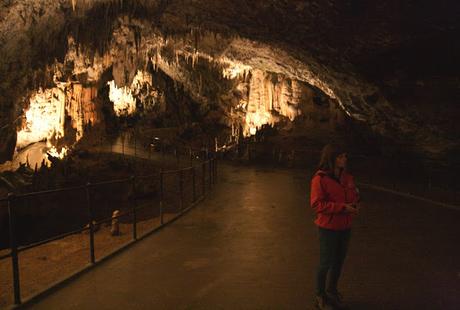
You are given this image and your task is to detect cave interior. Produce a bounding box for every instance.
[0,0,459,186]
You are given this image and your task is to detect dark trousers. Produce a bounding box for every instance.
[316,227,351,296]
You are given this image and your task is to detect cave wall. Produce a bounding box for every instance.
[1,0,459,163]
[0,1,67,161]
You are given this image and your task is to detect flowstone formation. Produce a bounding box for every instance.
[1,0,459,164]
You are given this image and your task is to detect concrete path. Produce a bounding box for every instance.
[26,164,460,309]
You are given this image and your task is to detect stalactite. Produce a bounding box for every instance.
[108,70,156,116]
[192,51,198,68]
[237,70,304,136]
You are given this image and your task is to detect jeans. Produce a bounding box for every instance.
[316,227,351,296]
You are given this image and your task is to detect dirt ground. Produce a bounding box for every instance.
[0,209,183,308]
[0,147,209,308]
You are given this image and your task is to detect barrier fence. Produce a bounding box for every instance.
[241,142,459,206]
[2,130,458,306]
[0,154,218,307]
[112,133,458,208]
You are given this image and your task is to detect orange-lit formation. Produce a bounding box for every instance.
[108,70,154,116]
[16,79,99,161]
[8,15,351,170]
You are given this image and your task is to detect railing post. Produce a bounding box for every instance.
[159,169,164,225]
[248,143,251,161]
[134,131,137,158]
[179,170,184,212]
[190,148,193,167]
[122,134,125,157]
[214,158,217,182]
[8,193,21,305]
[451,178,456,204]
[175,148,179,166]
[202,162,206,196]
[209,160,212,190]
[131,176,137,240]
[428,174,432,192]
[192,166,196,202]
[85,183,95,264]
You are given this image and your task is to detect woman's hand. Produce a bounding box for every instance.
[344,203,359,215]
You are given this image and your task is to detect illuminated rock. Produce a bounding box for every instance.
[66,84,99,141]
[15,80,100,163]
[108,80,137,116]
[16,87,66,150]
[0,0,458,163]
[47,146,68,159]
[108,70,154,116]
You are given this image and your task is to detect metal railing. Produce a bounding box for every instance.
[0,154,218,306]
[237,142,459,206]
[5,126,217,196]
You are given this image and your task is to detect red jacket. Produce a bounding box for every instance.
[310,170,359,230]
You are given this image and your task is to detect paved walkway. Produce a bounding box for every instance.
[26,164,460,309]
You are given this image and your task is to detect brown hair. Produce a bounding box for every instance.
[318,143,347,172]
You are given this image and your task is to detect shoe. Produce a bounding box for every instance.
[315,294,333,310]
[326,291,347,309]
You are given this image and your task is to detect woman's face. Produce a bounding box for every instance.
[335,153,347,169]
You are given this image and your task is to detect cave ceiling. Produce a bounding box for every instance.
[1,0,460,162]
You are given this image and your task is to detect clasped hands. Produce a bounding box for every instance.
[344,202,361,215]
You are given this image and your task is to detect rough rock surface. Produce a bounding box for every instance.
[1,0,459,162]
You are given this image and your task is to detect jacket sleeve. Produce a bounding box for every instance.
[310,175,345,214]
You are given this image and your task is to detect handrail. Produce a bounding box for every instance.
[161,163,205,175]
[8,185,85,200]
[0,252,10,260]
[0,155,214,204]
[89,177,131,187]
[136,173,160,180]
[0,152,218,307]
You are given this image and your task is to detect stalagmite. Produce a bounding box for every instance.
[111,210,121,236]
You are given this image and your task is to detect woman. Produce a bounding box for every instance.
[310,144,360,309]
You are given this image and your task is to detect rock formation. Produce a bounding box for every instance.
[0,0,459,163]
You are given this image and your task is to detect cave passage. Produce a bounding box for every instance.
[1,1,460,309]
[20,165,460,310]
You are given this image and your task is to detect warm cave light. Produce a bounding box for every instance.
[108,70,153,116]
[108,81,136,116]
[12,78,100,167]
[222,61,252,79]
[16,88,66,150]
[245,110,275,136]
[48,146,69,159]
